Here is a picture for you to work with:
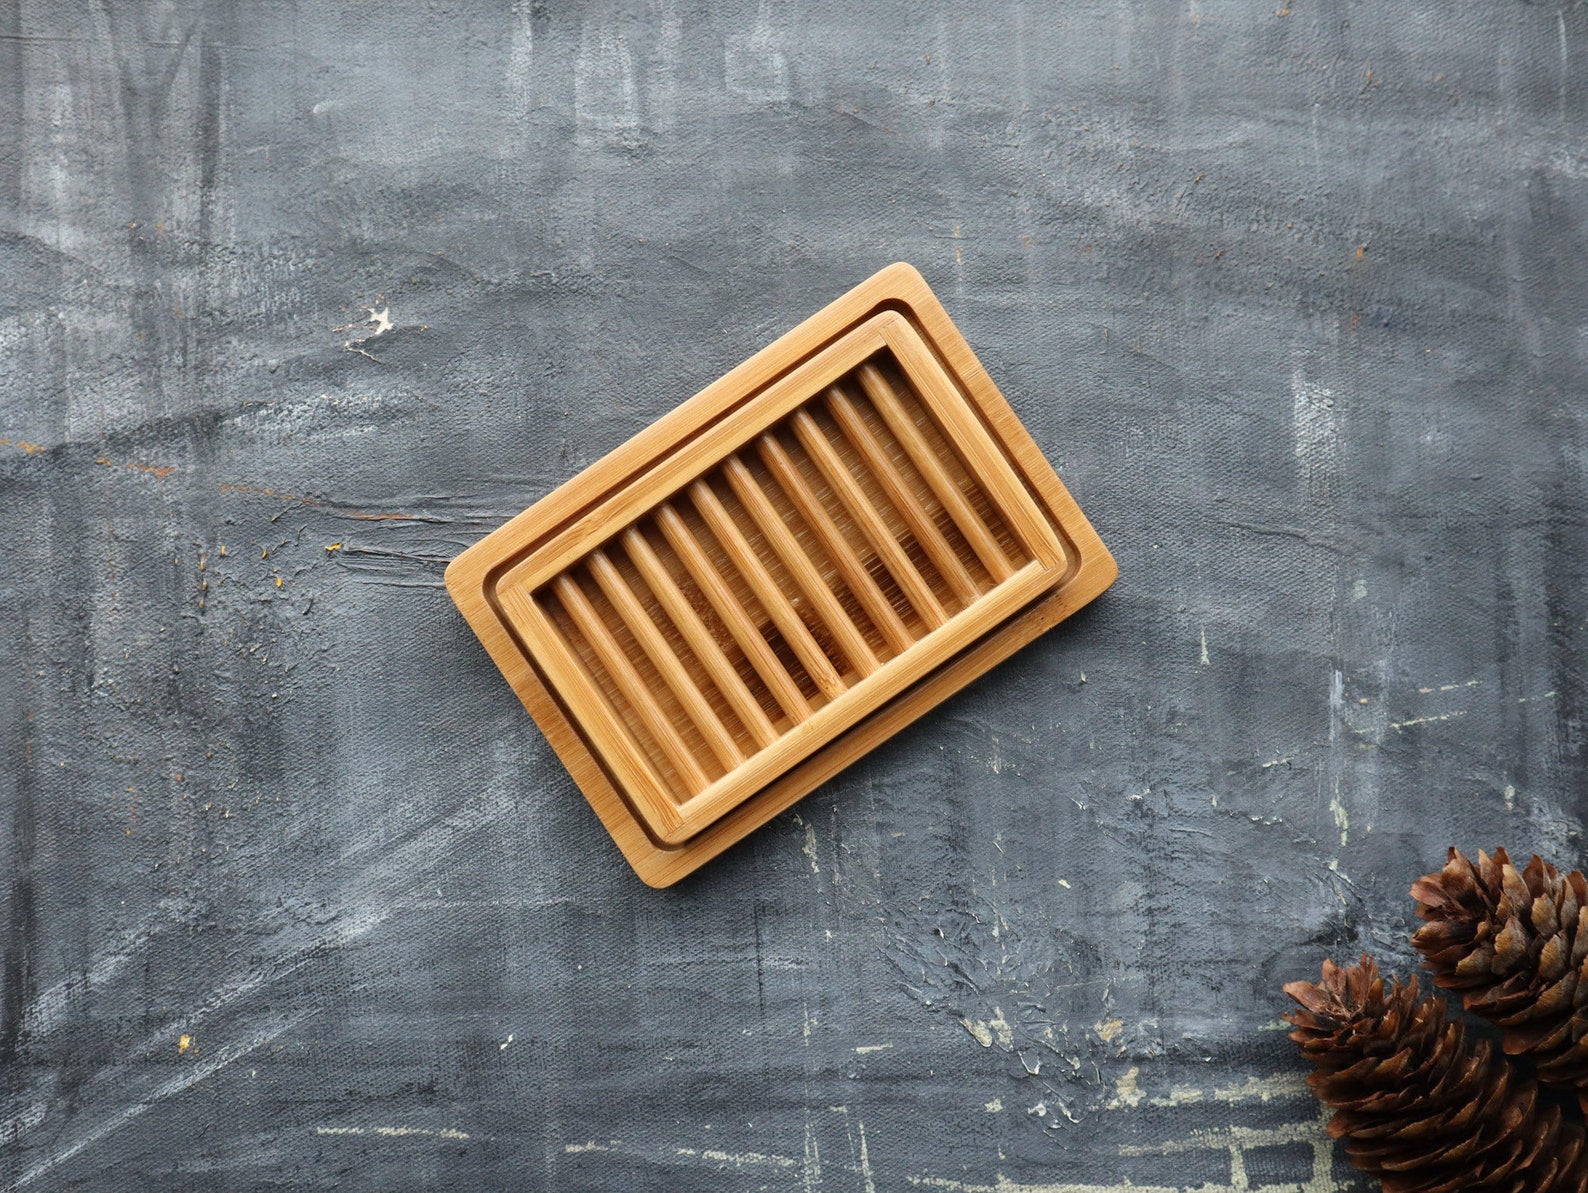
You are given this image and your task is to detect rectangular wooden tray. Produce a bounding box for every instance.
[446,263,1116,886]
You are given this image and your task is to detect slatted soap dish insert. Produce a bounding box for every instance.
[447,264,1116,886]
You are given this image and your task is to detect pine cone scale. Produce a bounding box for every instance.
[1413,846,1588,1117]
[1285,849,1588,1191]
[1285,955,1588,1192]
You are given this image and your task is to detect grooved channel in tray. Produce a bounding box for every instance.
[530,346,1040,810]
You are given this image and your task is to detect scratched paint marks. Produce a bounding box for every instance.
[551,1069,1352,1192]
[883,885,1129,1124]
[333,303,397,363]
[1385,680,1558,734]
[1,774,524,1187]
[11,1010,311,1190]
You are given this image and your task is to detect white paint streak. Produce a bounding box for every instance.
[14,1012,308,1189]
[574,18,640,140]
[803,1116,822,1192]
[505,1,534,114]
[1290,367,1338,492]
[1548,149,1588,179]
[0,1100,47,1144]
[1118,1115,1327,1157]
[1416,679,1479,694]
[1151,1073,1309,1108]
[854,1043,892,1054]
[645,0,682,133]
[907,1176,1182,1193]
[1227,1142,1248,1190]
[723,0,790,104]
[10,787,517,1163]
[1390,710,1468,731]
[676,1146,796,1170]
[1328,788,1348,847]
[1561,11,1570,122]
[554,1085,1340,1193]
[1327,669,1344,744]
[1107,1070,1311,1112]
[960,1007,1013,1049]
[857,1120,877,1193]
[317,1124,470,1141]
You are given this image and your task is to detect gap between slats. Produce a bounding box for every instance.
[528,342,1049,818]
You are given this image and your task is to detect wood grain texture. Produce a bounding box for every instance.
[2,2,1585,1189]
[447,266,1114,870]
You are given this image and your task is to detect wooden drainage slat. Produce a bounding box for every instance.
[500,583,683,839]
[552,574,711,795]
[754,432,915,655]
[791,403,951,628]
[854,360,1015,583]
[620,526,780,750]
[688,478,848,702]
[586,549,744,770]
[819,393,978,606]
[445,263,1117,886]
[719,455,880,680]
[654,502,814,723]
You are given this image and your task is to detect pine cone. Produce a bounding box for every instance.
[1284,955,1588,1193]
[1411,847,1588,1109]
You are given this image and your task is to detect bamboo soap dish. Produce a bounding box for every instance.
[446,264,1116,886]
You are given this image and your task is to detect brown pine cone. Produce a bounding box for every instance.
[1411,847,1588,1109]
[1284,955,1588,1193]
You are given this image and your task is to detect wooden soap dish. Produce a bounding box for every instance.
[446,264,1116,886]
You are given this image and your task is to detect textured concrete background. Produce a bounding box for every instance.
[2,1,1586,1189]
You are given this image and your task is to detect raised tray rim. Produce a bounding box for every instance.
[445,262,1118,887]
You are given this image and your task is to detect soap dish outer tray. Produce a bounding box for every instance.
[445,263,1117,886]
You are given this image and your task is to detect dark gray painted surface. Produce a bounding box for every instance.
[1,1,1585,1189]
